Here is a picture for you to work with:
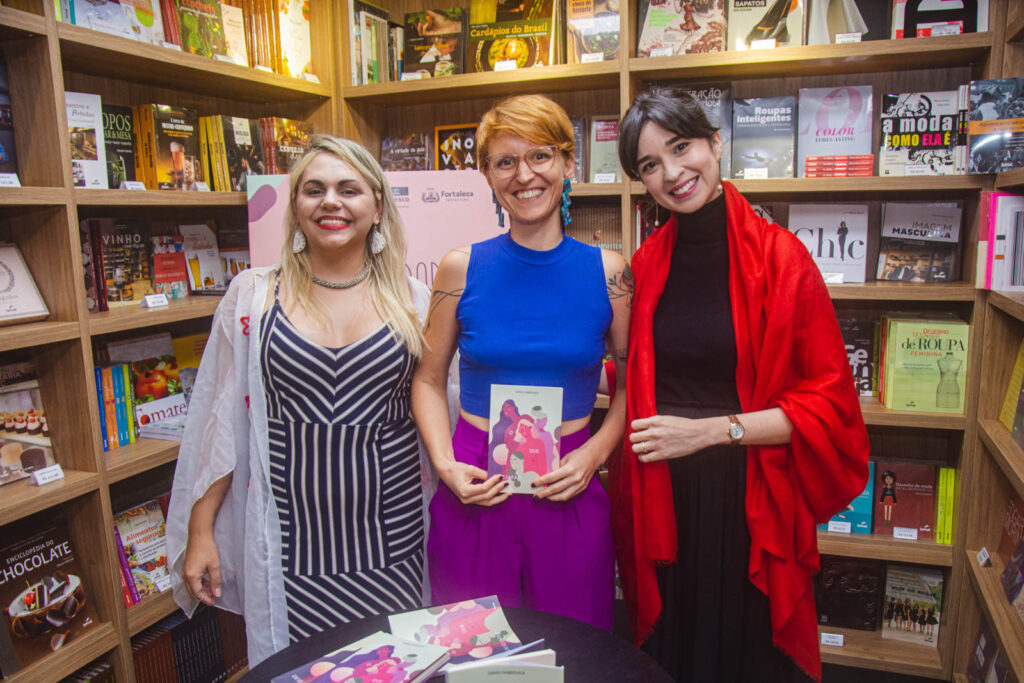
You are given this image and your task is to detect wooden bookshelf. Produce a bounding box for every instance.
[817,531,954,567]
[0,320,81,353]
[828,282,977,302]
[74,189,247,207]
[0,5,46,37]
[0,470,99,527]
[86,296,222,336]
[965,552,1024,679]
[989,291,1024,322]
[105,439,180,484]
[817,624,944,678]
[4,623,118,683]
[859,398,967,430]
[570,182,626,198]
[629,176,990,197]
[0,186,68,205]
[995,167,1024,190]
[978,419,1024,502]
[126,590,179,637]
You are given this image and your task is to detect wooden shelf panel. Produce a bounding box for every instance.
[965,551,1024,680]
[105,439,179,484]
[995,168,1024,191]
[127,590,178,636]
[818,625,945,678]
[860,397,966,430]
[979,419,1024,503]
[818,531,953,567]
[0,469,99,528]
[989,291,1024,323]
[570,183,624,198]
[343,61,620,105]
[57,24,330,103]
[0,321,81,353]
[87,296,222,336]
[1007,14,1024,44]
[629,176,990,196]
[0,187,67,205]
[5,622,118,683]
[828,282,977,302]
[75,189,247,207]
[630,32,992,81]
[0,6,46,38]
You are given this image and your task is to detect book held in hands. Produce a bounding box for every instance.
[488,385,562,494]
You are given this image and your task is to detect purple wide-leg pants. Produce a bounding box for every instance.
[427,418,615,631]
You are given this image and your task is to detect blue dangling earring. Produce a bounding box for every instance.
[561,178,573,227]
[492,190,504,228]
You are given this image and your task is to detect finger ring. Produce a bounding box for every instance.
[641,441,648,454]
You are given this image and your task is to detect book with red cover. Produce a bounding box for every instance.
[873,460,937,540]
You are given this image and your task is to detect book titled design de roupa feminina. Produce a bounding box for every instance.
[731,96,794,179]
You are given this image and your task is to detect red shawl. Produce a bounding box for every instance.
[609,182,869,681]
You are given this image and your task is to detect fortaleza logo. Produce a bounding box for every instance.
[422,190,440,203]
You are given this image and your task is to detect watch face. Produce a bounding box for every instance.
[729,423,744,439]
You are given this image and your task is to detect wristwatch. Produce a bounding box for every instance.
[727,414,745,446]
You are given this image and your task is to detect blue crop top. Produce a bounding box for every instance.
[457,232,612,421]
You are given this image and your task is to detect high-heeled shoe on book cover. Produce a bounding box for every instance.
[727,0,804,51]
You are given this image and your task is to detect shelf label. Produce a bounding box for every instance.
[494,60,517,71]
[977,547,992,567]
[32,464,64,486]
[649,47,673,58]
[191,181,211,192]
[0,174,21,187]
[821,272,844,284]
[893,526,919,541]
[142,293,170,308]
[299,73,321,84]
[120,180,147,190]
[593,173,618,184]
[254,65,274,73]
[929,23,962,37]
[905,165,931,176]
[160,41,182,50]
[835,32,862,44]
[751,39,777,50]
[581,53,604,63]
[744,168,768,180]
[401,72,426,81]
[820,633,844,647]
[827,520,852,534]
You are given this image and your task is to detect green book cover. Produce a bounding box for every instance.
[887,318,969,413]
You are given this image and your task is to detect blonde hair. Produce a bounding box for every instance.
[477,94,575,162]
[279,135,424,358]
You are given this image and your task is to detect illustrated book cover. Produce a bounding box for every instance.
[279,0,313,78]
[387,596,523,669]
[876,202,962,283]
[787,203,868,283]
[69,0,136,39]
[873,460,936,540]
[636,0,725,57]
[879,90,959,176]
[150,235,189,299]
[0,57,18,177]
[731,96,795,179]
[176,0,227,58]
[881,564,943,646]
[838,315,875,397]
[402,8,467,78]
[291,631,449,683]
[727,0,803,51]
[819,460,874,535]
[488,384,562,494]
[892,0,988,38]
[567,0,619,63]
[382,132,432,171]
[262,117,314,175]
[467,0,558,72]
[112,499,171,598]
[66,91,107,189]
[0,520,99,673]
[814,555,884,631]
[884,317,969,413]
[0,244,49,326]
[0,362,54,488]
[435,123,479,170]
[968,78,1024,175]
[796,85,873,178]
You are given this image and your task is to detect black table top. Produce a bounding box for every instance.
[242,606,672,682]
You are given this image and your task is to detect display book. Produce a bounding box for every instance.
[787,202,868,283]
[877,312,969,414]
[112,495,172,607]
[0,57,19,179]
[0,518,99,676]
[402,8,468,79]
[0,362,56,489]
[130,604,247,682]
[965,616,1013,683]
[892,0,989,39]
[876,201,962,284]
[977,190,1024,292]
[731,95,795,179]
[796,85,873,178]
[879,89,966,177]
[967,77,1024,175]
[998,338,1024,455]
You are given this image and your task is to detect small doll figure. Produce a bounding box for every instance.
[879,470,897,526]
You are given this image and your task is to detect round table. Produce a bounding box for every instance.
[243,606,672,682]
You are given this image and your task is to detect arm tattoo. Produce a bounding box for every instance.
[611,347,628,362]
[606,263,635,308]
[424,288,463,333]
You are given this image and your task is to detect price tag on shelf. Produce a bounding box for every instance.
[827,520,852,534]
[213,54,236,63]
[649,47,673,58]
[254,65,274,73]
[0,174,21,187]
[893,526,919,541]
[835,32,862,44]
[299,73,321,84]
[820,633,844,647]
[744,168,768,180]
[751,39,777,50]
[401,73,426,81]
[159,41,182,51]
[977,547,992,567]
[593,173,618,184]
[120,181,146,190]
[191,181,211,192]
[905,165,931,176]
[582,53,604,63]
[494,60,517,72]
[822,272,845,284]
[142,293,169,308]
[930,23,962,37]
[32,464,64,486]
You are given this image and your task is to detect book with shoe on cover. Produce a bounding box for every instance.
[488,384,562,494]
[727,0,804,51]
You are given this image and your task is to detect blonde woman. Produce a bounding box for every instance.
[166,136,431,666]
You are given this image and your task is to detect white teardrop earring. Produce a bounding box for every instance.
[292,230,307,253]
[371,226,386,255]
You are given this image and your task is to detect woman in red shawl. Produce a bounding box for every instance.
[611,87,869,682]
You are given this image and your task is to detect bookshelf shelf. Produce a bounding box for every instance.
[56,24,332,103]
[0,187,68,206]
[0,321,81,353]
[106,439,180,484]
[87,296,222,336]
[979,419,1024,502]
[126,590,178,637]
[0,470,99,529]
[0,6,46,37]
[629,32,992,82]
[629,176,990,196]
[859,398,967,430]
[817,531,954,567]
[989,291,1024,323]
[75,189,247,207]
[342,61,620,105]
[817,624,944,678]
[570,182,625,198]
[1007,14,1024,43]
[5,622,118,683]
[995,167,1024,191]
[965,551,1024,679]
[828,282,977,302]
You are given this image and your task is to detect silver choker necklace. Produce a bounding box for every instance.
[311,262,371,289]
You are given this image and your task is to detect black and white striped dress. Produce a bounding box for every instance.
[260,287,424,642]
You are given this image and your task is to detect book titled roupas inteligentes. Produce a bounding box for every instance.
[488,384,562,494]
[731,96,794,179]
[388,596,523,670]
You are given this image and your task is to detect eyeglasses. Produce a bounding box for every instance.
[484,145,560,178]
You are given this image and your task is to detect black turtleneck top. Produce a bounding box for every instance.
[652,192,740,410]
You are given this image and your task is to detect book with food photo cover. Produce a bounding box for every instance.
[0,362,55,489]
[112,499,171,598]
[488,384,562,494]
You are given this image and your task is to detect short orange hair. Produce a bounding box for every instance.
[478,94,575,162]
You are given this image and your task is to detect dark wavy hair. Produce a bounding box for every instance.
[618,86,719,181]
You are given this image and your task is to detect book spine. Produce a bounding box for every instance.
[89,219,109,312]
[123,363,136,443]
[112,364,129,446]
[198,117,212,192]
[114,526,141,604]
[946,467,958,545]
[935,467,948,545]
[102,366,119,448]
[119,560,133,607]
[95,365,109,451]
[0,600,21,676]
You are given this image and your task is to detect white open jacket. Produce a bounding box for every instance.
[165,265,439,666]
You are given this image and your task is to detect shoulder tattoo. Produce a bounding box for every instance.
[424,287,464,333]
[607,263,634,308]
